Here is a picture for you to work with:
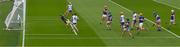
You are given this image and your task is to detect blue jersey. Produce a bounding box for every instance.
[171,15,175,20]
[156,16,160,21]
[139,16,144,23]
[108,15,112,21]
[171,12,175,20]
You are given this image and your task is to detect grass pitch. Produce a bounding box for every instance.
[0,0,180,47]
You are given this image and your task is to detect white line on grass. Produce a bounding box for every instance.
[153,0,180,10]
[26,34,74,36]
[26,37,175,39]
[22,0,26,47]
[109,0,180,38]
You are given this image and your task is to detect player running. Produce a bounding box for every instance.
[138,13,145,31]
[100,5,109,24]
[120,12,125,31]
[132,12,137,27]
[106,12,112,30]
[170,10,175,25]
[65,2,73,16]
[71,13,79,32]
[122,19,134,38]
[155,14,161,31]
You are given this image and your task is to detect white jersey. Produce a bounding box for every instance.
[132,13,137,20]
[120,15,125,22]
[72,15,78,23]
[68,4,72,11]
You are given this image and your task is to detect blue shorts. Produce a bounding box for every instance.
[68,10,72,13]
[133,20,137,24]
[73,23,76,25]
[121,22,125,26]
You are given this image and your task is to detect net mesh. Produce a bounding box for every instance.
[5,0,24,30]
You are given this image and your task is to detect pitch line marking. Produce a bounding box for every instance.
[153,0,180,10]
[109,0,180,38]
[26,34,74,36]
[22,0,26,47]
[26,37,175,39]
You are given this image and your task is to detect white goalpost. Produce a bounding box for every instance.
[4,0,25,30]
[4,0,26,47]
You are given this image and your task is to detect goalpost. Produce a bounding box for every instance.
[4,0,26,47]
[4,0,25,30]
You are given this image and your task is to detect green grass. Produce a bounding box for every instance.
[26,0,105,46]
[112,0,180,36]
[153,0,180,9]
[0,1,22,46]
[71,0,180,46]
[25,0,180,47]
[1,0,180,47]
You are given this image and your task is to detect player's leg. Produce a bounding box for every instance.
[65,9,73,17]
[70,23,76,32]
[106,21,109,30]
[132,20,137,30]
[173,20,175,25]
[170,20,175,25]
[140,23,144,30]
[156,22,161,31]
[101,15,107,24]
[100,16,104,24]
[128,31,133,39]
[132,21,134,27]
[65,19,71,28]
[137,23,143,34]
[109,21,112,30]
[121,26,126,38]
[73,23,79,32]
[120,22,125,30]
[125,26,132,38]
[65,10,69,16]
[106,21,110,30]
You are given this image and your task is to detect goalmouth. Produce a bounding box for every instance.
[4,0,25,31]
[4,0,26,47]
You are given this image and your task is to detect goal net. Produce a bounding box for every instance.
[5,0,25,30]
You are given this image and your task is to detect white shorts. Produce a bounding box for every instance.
[102,14,107,18]
[157,20,161,22]
[139,23,143,27]
[106,21,112,24]
[170,20,174,23]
